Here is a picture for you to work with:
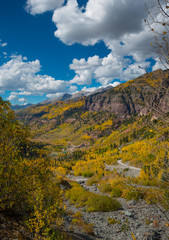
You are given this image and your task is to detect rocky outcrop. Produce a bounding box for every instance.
[18,69,169,130]
[84,69,169,119]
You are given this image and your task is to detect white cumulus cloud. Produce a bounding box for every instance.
[52,0,150,46]
[0,55,76,98]
[152,58,166,71]
[70,55,101,85]
[25,0,65,15]
[7,92,18,101]
[0,55,41,90]
[25,0,164,87]
[69,50,152,86]
[123,62,151,81]
[23,0,167,99]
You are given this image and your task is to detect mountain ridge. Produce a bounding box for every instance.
[38,85,113,106]
[18,69,169,146]
[83,69,169,118]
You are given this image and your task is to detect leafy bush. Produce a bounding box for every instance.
[107,218,120,225]
[125,190,144,201]
[99,183,112,193]
[65,182,90,207]
[111,187,122,198]
[66,182,121,212]
[87,195,121,212]
[86,174,101,186]
[0,97,63,238]
[144,188,169,210]
[83,171,94,178]
[73,160,104,177]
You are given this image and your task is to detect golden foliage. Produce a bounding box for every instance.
[0,98,63,238]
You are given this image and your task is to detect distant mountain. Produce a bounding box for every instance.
[18,69,169,145]
[11,103,33,110]
[72,86,113,99]
[39,85,113,105]
[40,93,72,105]
[19,69,169,119]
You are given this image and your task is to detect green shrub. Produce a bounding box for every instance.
[86,195,122,212]
[107,218,121,225]
[83,171,94,178]
[100,183,112,193]
[111,187,122,198]
[126,190,144,201]
[66,182,121,212]
[65,182,91,207]
[86,175,101,186]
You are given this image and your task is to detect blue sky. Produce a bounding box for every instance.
[0,0,164,105]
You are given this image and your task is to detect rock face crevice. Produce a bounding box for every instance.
[84,70,169,119]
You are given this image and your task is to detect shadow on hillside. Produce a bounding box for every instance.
[63,230,100,240]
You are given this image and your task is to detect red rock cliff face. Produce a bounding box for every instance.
[84,70,169,118]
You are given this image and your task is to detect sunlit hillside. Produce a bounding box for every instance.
[1,69,169,239]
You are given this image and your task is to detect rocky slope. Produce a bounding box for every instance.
[84,69,169,118]
[63,175,169,240]
[20,69,169,122]
[17,69,169,146]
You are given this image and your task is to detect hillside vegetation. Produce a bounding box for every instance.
[18,69,169,183]
[18,69,169,203]
[1,69,169,239]
[0,97,65,239]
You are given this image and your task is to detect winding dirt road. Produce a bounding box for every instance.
[105,159,141,177]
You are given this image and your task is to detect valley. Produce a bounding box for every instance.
[1,69,169,240]
[21,70,169,239]
[1,0,169,239]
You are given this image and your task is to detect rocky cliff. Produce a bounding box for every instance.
[18,69,169,133]
[84,69,169,118]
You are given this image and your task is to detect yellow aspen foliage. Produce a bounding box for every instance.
[0,97,63,238]
[73,160,105,177]
[81,134,92,140]
[54,166,67,177]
